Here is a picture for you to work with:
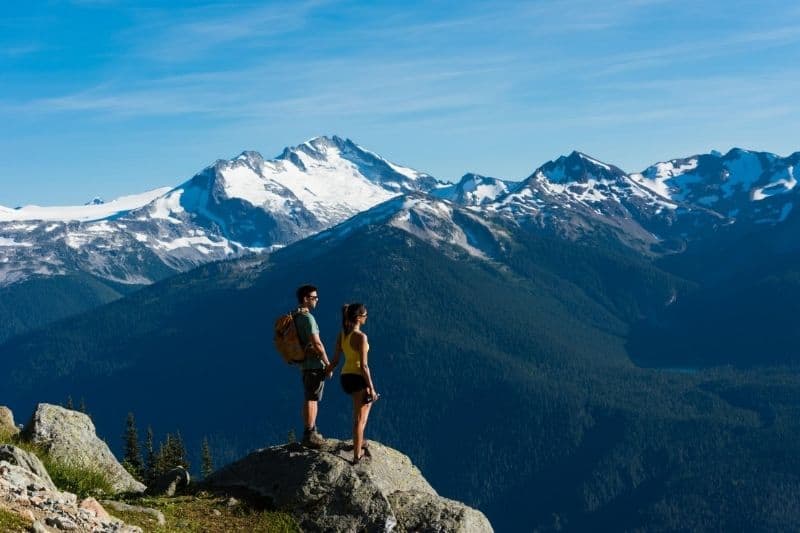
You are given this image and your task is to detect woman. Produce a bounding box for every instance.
[333,303,379,463]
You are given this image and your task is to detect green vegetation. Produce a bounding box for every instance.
[110,492,298,533]
[0,432,112,498]
[44,458,113,499]
[0,508,31,532]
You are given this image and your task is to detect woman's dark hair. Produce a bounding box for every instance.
[341,303,366,335]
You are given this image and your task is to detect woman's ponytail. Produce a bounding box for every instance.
[341,304,352,334]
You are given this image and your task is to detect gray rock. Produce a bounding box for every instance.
[206,439,493,533]
[31,520,52,533]
[23,404,145,494]
[146,466,190,497]
[389,490,493,533]
[0,444,57,492]
[0,406,19,437]
[46,515,78,530]
[101,500,166,526]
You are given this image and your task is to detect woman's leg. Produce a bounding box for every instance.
[351,392,364,462]
[355,399,373,459]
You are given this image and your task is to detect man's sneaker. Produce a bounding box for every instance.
[302,428,325,449]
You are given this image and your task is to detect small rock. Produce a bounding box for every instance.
[31,520,51,533]
[45,515,78,530]
[101,499,166,526]
[226,496,239,507]
[212,509,222,516]
[79,497,111,520]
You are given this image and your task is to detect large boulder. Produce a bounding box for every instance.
[206,439,493,533]
[22,403,145,494]
[0,406,19,437]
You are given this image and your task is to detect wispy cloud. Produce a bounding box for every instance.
[124,0,332,63]
[594,25,800,76]
[1,44,42,58]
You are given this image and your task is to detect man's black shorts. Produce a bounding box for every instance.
[341,373,367,395]
[302,369,325,401]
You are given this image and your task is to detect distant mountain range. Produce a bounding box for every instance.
[2,137,797,345]
[2,138,797,291]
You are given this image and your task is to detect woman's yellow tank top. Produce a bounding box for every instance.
[341,331,362,375]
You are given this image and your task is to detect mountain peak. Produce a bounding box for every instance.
[532,151,626,184]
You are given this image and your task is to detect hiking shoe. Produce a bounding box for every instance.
[302,428,325,449]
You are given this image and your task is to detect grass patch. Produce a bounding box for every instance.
[112,492,299,533]
[43,458,113,498]
[0,429,18,445]
[0,508,31,532]
[0,433,113,498]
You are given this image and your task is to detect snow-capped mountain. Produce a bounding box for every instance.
[482,148,799,253]
[307,192,511,261]
[3,139,799,290]
[433,173,517,206]
[0,136,441,287]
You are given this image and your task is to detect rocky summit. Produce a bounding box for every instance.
[206,438,493,533]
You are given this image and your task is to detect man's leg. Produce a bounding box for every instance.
[303,400,318,430]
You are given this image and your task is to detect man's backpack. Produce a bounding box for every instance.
[274,311,308,365]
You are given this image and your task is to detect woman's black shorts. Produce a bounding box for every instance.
[341,373,367,395]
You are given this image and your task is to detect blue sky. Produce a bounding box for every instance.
[2,0,800,206]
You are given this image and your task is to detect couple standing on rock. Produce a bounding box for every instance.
[293,284,380,464]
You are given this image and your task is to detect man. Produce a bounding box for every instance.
[294,284,332,448]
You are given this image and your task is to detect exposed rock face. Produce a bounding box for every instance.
[0,406,19,437]
[22,404,146,494]
[146,466,190,497]
[389,490,494,533]
[0,443,141,532]
[0,444,57,492]
[206,439,493,533]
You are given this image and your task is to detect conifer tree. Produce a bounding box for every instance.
[154,431,190,477]
[122,412,143,480]
[65,396,74,410]
[144,426,156,484]
[201,437,214,478]
[79,398,87,414]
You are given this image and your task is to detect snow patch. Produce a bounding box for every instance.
[0,187,172,222]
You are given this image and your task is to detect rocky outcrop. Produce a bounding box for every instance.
[206,439,493,533]
[0,443,141,532]
[22,404,146,494]
[0,406,19,437]
[0,444,57,492]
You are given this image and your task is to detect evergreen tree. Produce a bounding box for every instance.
[65,395,74,410]
[154,430,190,477]
[79,398,87,414]
[201,437,214,478]
[122,412,143,480]
[144,426,155,484]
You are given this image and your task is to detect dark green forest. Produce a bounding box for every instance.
[2,218,799,532]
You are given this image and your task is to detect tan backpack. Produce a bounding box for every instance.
[274,311,307,364]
